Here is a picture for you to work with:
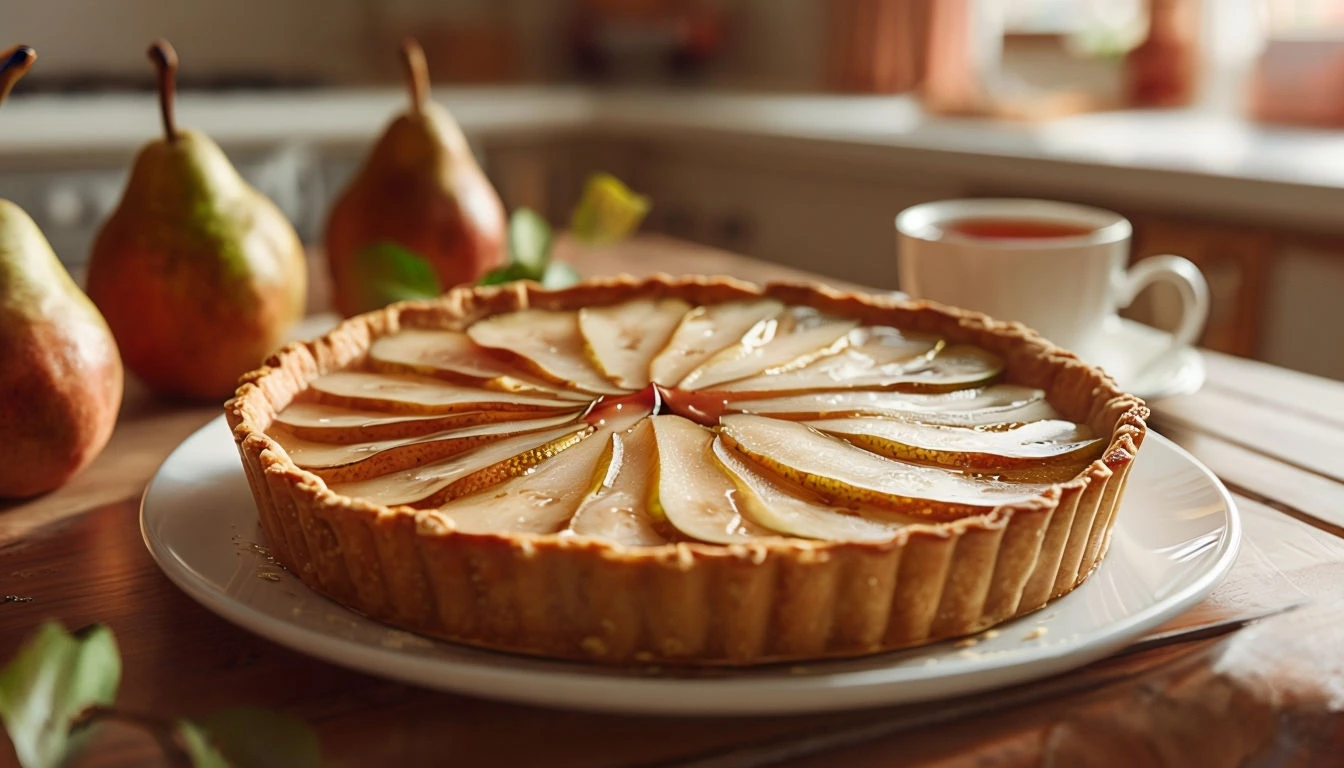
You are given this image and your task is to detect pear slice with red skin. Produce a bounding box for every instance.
[649,299,783,387]
[308,371,587,415]
[369,329,587,399]
[467,309,625,395]
[648,415,780,543]
[717,414,1052,519]
[567,419,668,545]
[433,400,651,534]
[329,423,592,509]
[274,411,586,483]
[273,402,579,443]
[711,438,906,542]
[804,416,1102,472]
[578,297,691,390]
[677,308,858,391]
[726,384,1058,427]
[714,344,1002,396]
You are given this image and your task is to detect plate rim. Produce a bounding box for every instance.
[140,417,1239,716]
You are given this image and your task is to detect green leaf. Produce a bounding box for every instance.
[351,241,443,313]
[570,173,651,246]
[477,262,533,287]
[0,622,120,768]
[182,708,326,768]
[507,207,553,280]
[540,261,582,290]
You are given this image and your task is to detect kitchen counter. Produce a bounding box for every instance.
[3,87,1344,234]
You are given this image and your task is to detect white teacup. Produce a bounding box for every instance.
[895,199,1209,371]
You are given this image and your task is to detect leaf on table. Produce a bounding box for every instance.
[569,173,651,245]
[352,241,443,310]
[0,622,120,768]
[507,207,553,280]
[541,261,582,289]
[181,707,327,768]
[478,261,534,286]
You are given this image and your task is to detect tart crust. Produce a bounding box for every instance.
[226,275,1147,666]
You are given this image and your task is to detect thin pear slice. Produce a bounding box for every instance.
[715,343,1002,396]
[711,437,905,542]
[727,384,1058,427]
[567,419,667,546]
[648,299,784,387]
[274,411,584,482]
[273,402,574,443]
[308,372,585,415]
[718,414,1052,517]
[649,415,779,543]
[677,308,859,390]
[578,297,691,389]
[467,309,624,395]
[329,424,591,509]
[369,329,587,398]
[804,417,1102,472]
[435,406,648,535]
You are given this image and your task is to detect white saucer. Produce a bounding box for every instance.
[1084,317,1206,401]
[140,417,1238,716]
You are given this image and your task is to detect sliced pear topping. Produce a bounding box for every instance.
[369,329,586,398]
[273,403,574,443]
[718,414,1052,517]
[308,372,584,415]
[467,309,625,395]
[648,299,784,387]
[716,342,1002,395]
[711,438,905,542]
[648,415,779,543]
[329,424,591,508]
[677,308,859,390]
[578,297,692,389]
[804,417,1102,472]
[274,411,584,482]
[727,384,1058,426]
[567,420,668,546]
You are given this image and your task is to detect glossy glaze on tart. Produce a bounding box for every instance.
[226,276,1147,666]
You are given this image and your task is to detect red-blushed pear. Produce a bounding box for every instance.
[0,46,123,498]
[324,39,506,317]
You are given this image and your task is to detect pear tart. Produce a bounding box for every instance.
[226,276,1147,666]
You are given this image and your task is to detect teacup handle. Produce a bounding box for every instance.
[1115,254,1211,358]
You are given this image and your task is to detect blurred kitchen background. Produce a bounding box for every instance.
[3,0,1344,379]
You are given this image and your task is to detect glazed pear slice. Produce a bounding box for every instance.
[804,417,1102,472]
[567,419,667,546]
[273,402,576,443]
[578,297,691,389]
[369,329,587,398]
[434,406,648,534]
[308,372,584,415]
[274,411,584,483]
[711,438,905,542]
[727,384,1059,426]
[648,299,784,387]
[649,415,779,543]
[467,309,624,395]
[718,414,1052,517]
[329,423,591,509]
[677,308,859,390]
[715,344,1002,395]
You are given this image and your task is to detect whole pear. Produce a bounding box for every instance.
[325,39,505,317]
[86,40,306,401]
[0,47,123,498]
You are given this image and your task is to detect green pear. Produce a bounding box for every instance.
[85,40,306,401]
[0,46,123,498]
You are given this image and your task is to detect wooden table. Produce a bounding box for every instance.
[4,236,1344,767]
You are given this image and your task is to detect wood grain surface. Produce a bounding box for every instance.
[3,235,1343,767]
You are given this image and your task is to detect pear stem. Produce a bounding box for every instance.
[148,39,180,144]
[401,38,429,117]
[0,46,36,107]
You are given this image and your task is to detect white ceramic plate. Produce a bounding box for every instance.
[1088,317,1206,401]
[141,417,1238,716]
